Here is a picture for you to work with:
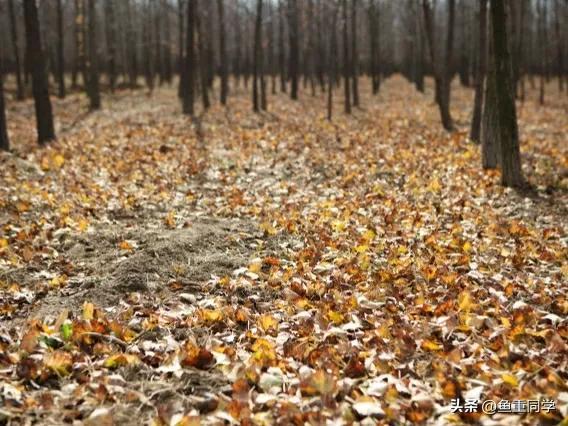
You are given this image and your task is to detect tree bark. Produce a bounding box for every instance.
[470,0,487,143]
[343,0,351,114]
[56,0,66,98]
[253,0,263,112]
[327,3,338,121]
[288,0,299,100]
[23,0,56,144]
[105,0,117,93]
[8,0,25,100]
[422,0,455,131]
[87,0,101,109]
[217,0,228,105]
[351,0,359,107]
[490,0,524,187]
[278,0,287,93]
[181,0,195,115]
[195,0,209,110]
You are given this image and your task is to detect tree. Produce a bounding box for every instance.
[253,0,265,112]
[487,0,524,187]
[217,0,228,105]
[105,0,117,93]
[288,0,299,100]
[181,0,195,115]
[8,0,25,100]
[327,1,339,121]
[278,0,287,93]
[351,0,359,107]
[74,0,87,88]
[422,0,455,131]
[342,0,351,114]
[23,0,55,144]
[56,0,66,98]
[470,0,487,143]
[0,67,9,151]
[86,0,101,109]
[195,0,210,110]
[368,0,380,95]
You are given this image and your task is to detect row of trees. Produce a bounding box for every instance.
[1,0,567,187]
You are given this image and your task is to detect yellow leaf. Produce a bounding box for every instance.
[104,353,139,369]
[331,220,346,232]
[44,350,73,376]
[462,241,473,253]
[354,244,369,253]
[249,259,263,273]
[201,309,223,323]
[501,373,518,387]
[83,302,94,321]
[362,229,376,242]
[428,178,442,192]
[421,339,442,351]
[53,154,65,169]
[327,310,345,325]
[77,218,89,232]
[0,238,8,249]
[258,314,279,333]
[458,290,472,312]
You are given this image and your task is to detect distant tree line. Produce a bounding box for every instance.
[1,0,567,187]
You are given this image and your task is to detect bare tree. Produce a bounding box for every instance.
[288,0,299,100]
[342,0,351,114]
[0,66,9,151]
[489,0,524,187]
[351,0,359,107]
[23,0,55,144]
[181,0,195,115]
[8,0,25,100]
[217,0,228,105]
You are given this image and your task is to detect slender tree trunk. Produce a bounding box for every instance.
[351,0,359,107]
[105,0,117,93]
[253,0,262,112]
[343,0,351,114]
[0,69,9,151]
[368,0,380,95]
[422,0,454,131]
[86,0,101,109]
[126,0,138,88]
[470,0,487,143]
[181,0,195,115]
[178,0,185,98]
[143,0,155,93]
[56,0,66,98]
[278,0,287,93]
[195,0,209,110]
[8,0,25,100]
[328,4,338,121]
[288,0,299,100]
[538,0,546,105]
[490,0,523,187]
[217,0,228,105]
[23,0,56,144]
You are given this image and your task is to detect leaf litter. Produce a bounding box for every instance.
[0,78,567,425]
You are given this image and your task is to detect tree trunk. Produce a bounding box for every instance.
[177,0,185,98]
[343,0,351,114]
[8,0,25,100]
[278,0,287,93]
[217,0,228,105]
[23,0,56,144]
[490,0,523,187]
[105,0,117,93]
[422,0,454,131]
[143,1,155,93]
[482,34,499,169]
[253,0,262,112]
[56,0,66,98]
[288,0,299,100]
[86,0,101,109]
[470,0,487,143]
[351,0,359,107]
[181,0,195,115]
[0,69,9,151]
[163,0,173,84]
[538,0,546,105]
[195,0,209,111]
[327,4,339,121]
[126,0,138,88]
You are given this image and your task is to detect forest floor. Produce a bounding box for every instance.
[0,77,567,425]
